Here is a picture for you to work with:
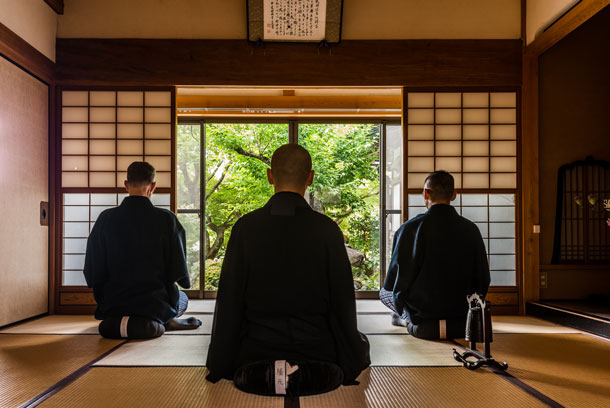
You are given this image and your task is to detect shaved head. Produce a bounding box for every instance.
[270,144,312,189]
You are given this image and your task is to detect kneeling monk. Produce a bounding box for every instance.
[206,144,370,396]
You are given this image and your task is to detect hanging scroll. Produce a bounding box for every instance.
[248,0,343,43]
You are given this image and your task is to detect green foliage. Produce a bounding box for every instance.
[177,122,381,291]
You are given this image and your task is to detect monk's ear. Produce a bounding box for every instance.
[451,190,457,201]
[423,188,431,201]
[267,168,274,185]
[124,180,130,193]
[306,170,314,187]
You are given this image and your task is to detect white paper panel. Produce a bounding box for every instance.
[63,254,85,270]
[462,93,488,108]
[408,109,434,124]
[89,107,115,122]
[62,156,88,171]
[62,270,87,286]
[407,93,433,107]
[490,255,515,270]
[117,107,143,122]
[63,206,89,222]
[89,172,116,187]
[407,141,434,156]
[145,92,171,106]
[408,194,425,207]
[490,93,516,108]
[90,123,115,139]
[145,140,171,155]
[117,91,143,106]
[89,91,116,106]
[64,194,89,205]
[63,238,88,254]
[490,270,515,286]
[435,109,461,124]
[451,195,461,206]
[63,222,89,238]
[462,109,488,124]
[62,91,88,106]
[491,173,517,188]
[155,172,171,188]
[462,173,489,189]
[407,157,434,172]
[435,157,461,172]
[62,123,88,139]
[435,93,461,107]
[118,140,143,155]
[90,140,115,155]
[435,141,461,156]
[461,194,488,206]
[489,194,514,206]
[490,125,516,140]
[407,173,428,188]
[490,157,516,172]
[145,108,172,123]
[462,206,488,222]
[89,156,116,171]
[463,157,489,172]
[463,125,488,140]
[91,194,117,205]
[116,172,127,186]
[463,141,489,156]
[151,194,171,206]
[490,109,516,124]
[490,223,515,238]
[62,172,88,187]
[145,124,171,139]
[62,139,88,155]
[117,156,143,171]
[436,125,461,140]
[490,141,516,156]
[490,206,515,222]
[91,206,114,221]
[408,207,427,220]
[146,156,172,172]
[407,125,434,140]
[62,107,88,122]
[117,124,143,139]
[489,239,515,254]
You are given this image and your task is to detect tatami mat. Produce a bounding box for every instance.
[185,300,216,314]
[492,315,580,334]
[39,367,283,408]
[356,300,390,314]
[1,314,213,335]
[300,366,546,408]
[0,334,122,408]
[457,333,610,407]
[368,335,461,366]
[357,314,407,334]
[94,335,210,366]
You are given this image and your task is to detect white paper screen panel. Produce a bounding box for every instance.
[61,90,172,189]
[62,193,172,286]
[406,193,517,286]
[406,92,517,189]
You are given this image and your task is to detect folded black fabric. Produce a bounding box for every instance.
[408,318,467,340]
[234,360,344,397]
[98,316,165,340]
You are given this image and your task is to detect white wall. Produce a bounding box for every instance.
[0,0,57,61]
[526,0,580,44]
[58,0,521,39]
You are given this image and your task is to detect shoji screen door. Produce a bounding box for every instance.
[58,88,176,311]
[404,91,519,289]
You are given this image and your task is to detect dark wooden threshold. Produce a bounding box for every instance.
[527,301,610,339]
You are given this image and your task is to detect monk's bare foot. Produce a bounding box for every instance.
[391,312,408,327]
[164,317,202,331]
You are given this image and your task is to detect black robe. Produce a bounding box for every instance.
[383,204,490,325]
[83,196,190,324]
[206,192,370,384]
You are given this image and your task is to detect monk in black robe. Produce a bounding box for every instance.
[380,170,490,340]
[206,144,370,395]
[84,161,201,339]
